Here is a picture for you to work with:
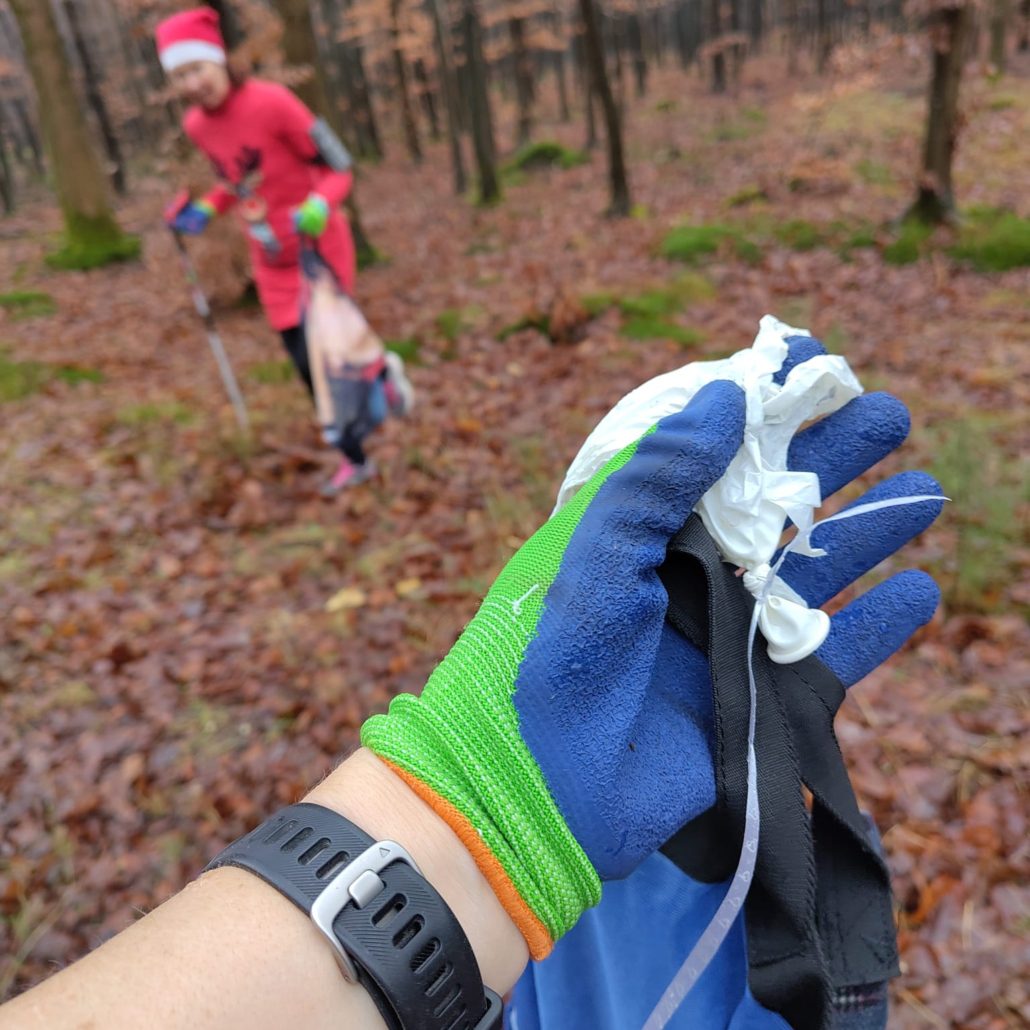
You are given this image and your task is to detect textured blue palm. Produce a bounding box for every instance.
[515,339,941,879]
[170,203,211,235]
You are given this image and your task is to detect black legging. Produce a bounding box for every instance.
[280,324,314,398]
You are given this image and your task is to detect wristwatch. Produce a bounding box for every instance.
[206,803,503,1030]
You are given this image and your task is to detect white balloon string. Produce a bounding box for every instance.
[641,494,947,1030]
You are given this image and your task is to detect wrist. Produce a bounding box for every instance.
[305,748,529,994]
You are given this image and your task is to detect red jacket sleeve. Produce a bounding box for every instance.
[270,85,353,208]
[201,184,238,215]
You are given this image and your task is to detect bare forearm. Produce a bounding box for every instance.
[0,749,528,1030]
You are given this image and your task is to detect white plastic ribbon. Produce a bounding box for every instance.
[555,316,864,666]
[640,492,946,1030]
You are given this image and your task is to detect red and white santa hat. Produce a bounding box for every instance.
[155,8,227,73]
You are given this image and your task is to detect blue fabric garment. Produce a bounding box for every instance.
[506,851,792,1030]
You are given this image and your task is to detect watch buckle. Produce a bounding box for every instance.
[310,839,422,983]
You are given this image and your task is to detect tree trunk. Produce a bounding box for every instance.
[12,98,45,175]
[989,0,1009,70]
[707,0,727,93]
[413,58,441,139]
[628,13,647,95]
[204,0,245,50]
[1018,0,1029,50]
[8,0,133,267]
[578,0,630,215]
[352,43,384,157]
[908,3,972,224]
[555,51,571,121]
[428,0,467,193]
[750,0,763,49]
[509,16,535,145]
[63,0,126,194]
[816,0,833,72]
[0,103,14,213]
[461,0,500,204]
[271,0,379,267]
[584,78,598,149]
[389,0,423,162]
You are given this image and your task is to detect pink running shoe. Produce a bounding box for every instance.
[321,457,378,497]
[383,351,415,417]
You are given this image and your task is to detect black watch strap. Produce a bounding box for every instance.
[206,803,503,1030]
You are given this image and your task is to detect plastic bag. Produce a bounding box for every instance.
[302,248,386,445]
[555,316,864,664]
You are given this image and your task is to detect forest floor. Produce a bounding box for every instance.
[1,35,1027,1028]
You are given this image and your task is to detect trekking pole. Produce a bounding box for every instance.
[169,227,250,432]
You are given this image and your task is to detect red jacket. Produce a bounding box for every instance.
[184,78,355,330]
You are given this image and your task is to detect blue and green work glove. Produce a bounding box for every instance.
[165,195,215,235]
[362,352,942,969]
[293,193,330,237]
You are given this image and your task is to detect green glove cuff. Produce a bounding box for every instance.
[362,433,650,950]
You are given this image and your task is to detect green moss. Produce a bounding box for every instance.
[837,223,879,257]
[0,291,56,319]
[0,350,104,400]
[0,351,48,402]
[619,289,680,320]
[661,223,762,266]
[385,337,424,364]
[655,99,678,113]
[116,401,194,426]
[46,213,140,271]
[854,158,893,185]
[54,365,104,385]
[926,415,1029,613]
[661,224,731,263]
[987,95,1016,112]
[622,316,703,348]
[950,207,1030,272]
[773,220,824,251]
[503,140,588,173]
[581,292,616,317]
[496,314,550,341]
[711,107,767,142]
[726,185,768,208]
[250,360,295,384]
[435,308,464,343]
[883,219,933,266]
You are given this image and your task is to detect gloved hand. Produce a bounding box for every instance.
[293,193,330,237]
[363,336,944,972]
[508,336,943,1030]
[363,380,748,958]
[165,197,215,235]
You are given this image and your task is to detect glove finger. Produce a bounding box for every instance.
[581,379,745,572]
[779,471,944,606]
[815,570,940,688]
[788,392,911,498]
[775,334,828,384]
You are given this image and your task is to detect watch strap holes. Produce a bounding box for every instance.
[265,820,298,844]
[298,837,331,865]
[281,827,314,853]
[431,978,460,1017]
[426,961,454,999]
[392,914,424,949]
[410,937,441,973]
[371,893,407,927]
[442,1004,468,1030]
[316,850,351,880]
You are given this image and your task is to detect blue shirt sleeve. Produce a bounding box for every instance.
[506,851,792,1030]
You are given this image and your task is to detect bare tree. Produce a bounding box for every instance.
[578,0,630,215]
[907,0,973,224]
[8,0,135,267]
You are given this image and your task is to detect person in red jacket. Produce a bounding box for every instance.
[158,7,408,494]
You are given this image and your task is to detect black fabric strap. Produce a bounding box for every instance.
[207,803,501,1030]
[658,515,899,1030]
